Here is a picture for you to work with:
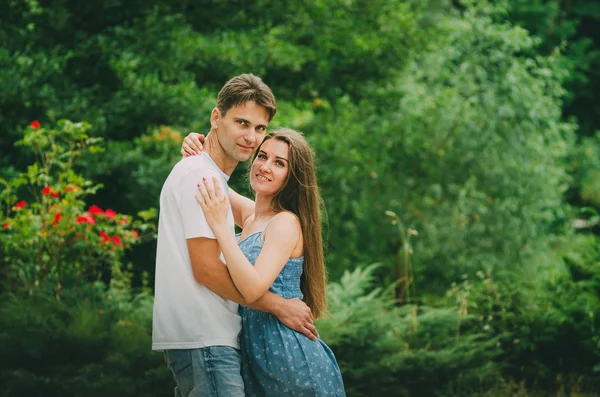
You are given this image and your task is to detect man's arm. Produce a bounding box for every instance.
[187,237,317,340]
[251,295,317,339]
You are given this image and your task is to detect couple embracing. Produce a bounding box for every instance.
[152,74,346,396]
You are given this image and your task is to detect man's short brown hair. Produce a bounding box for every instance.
[216,74,277,122]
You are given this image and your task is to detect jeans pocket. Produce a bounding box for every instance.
[165,349,192,374]
[165,350,194,396]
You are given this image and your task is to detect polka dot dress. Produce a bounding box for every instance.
[237,231,346,396]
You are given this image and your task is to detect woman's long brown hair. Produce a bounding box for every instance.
[251,128,328,319]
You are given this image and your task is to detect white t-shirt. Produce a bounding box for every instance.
[152,154,240,350]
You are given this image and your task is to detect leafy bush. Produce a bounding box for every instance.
[447,234,600,393]
[0,120,155,292]
[318,264,502,397]
[0,286,169,397]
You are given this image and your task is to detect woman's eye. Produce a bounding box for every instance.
[276,161,284,167]
[258,154,267,159]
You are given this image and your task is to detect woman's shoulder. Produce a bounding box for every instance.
[263,211,301,237]
[262,212,303,256]
[273,211,300,227]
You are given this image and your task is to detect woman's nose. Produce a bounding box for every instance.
[259,162,271,173]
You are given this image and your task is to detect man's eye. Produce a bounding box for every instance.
[237,120,247,126]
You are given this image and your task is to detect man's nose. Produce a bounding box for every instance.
[244,131,256,144]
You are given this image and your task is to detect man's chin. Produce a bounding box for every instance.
[236,152,253,162]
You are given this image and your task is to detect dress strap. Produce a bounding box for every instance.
[262,215,278,234]
[242,214,255,230]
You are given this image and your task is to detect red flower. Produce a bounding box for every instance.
[130,230,139,239]
[112,235,123,247]
[88,205,104,215]
[52,213,62,225]
[99,231,111,242]
[105,209,117,219]
[3,222,8,229]
[42,186,51,195]
[30,120,40,129]
[65,186,73,193]
[75,215,95,225]
[120,218,129,225]
[51,191,59,198]
[14,201,27,209]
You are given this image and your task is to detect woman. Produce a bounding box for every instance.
[186,128,345,396]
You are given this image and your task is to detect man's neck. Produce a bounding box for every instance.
[204,132,238,176]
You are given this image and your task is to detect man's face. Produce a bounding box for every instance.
[213,101,270,162]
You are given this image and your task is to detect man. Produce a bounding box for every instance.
[152,74,316,397]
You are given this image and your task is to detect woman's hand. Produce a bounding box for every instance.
[195,176,230,233]
[181,132,205,157]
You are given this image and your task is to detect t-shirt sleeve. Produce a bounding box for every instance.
[176,169,223,240]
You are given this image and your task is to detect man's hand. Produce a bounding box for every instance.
[274,298,318,341]
[181,132,205,156]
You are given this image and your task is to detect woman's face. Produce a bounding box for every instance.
[250,138,290,196]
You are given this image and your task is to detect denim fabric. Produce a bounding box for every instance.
[164,346,245,397]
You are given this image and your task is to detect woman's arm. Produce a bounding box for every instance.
[197,178,300,303]
[215,212,299,303]
[181,132,205,156]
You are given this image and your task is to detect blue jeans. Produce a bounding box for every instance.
[164,346,245,397]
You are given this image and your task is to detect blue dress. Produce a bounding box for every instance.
[237,231,346,396]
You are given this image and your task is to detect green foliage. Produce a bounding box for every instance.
[87,125,187,213]
[396,5,574,284]
[447,233,600,391]
[307,3,575,286]
[0,120,155,292]
[505,0,600,137]
[571,133,600,209]
[0,287,169,397]
[318,264,501,396]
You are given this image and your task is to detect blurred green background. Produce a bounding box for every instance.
[1,0,600,396]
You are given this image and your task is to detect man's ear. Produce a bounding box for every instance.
[210,107,221,129]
